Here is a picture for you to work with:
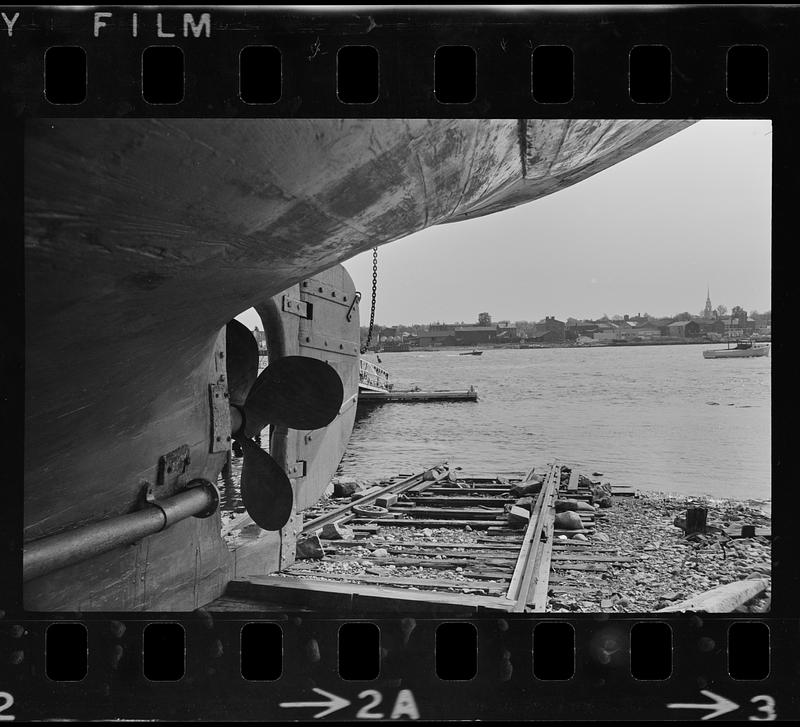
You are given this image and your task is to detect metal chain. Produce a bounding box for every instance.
[360,247,378,354]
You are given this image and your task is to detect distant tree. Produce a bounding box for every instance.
[730,305,747,325]
[674,312,692,321]
[478,312,492,326]
[715,304,728,317]
[611,314,623,321]
[749,309,759,319]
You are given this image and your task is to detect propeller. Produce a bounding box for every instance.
[223,320,345,532]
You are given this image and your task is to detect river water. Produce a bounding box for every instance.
[338,344,771,501]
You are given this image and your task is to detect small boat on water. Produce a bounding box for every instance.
[703,341,770,359]
[460,350,483,356]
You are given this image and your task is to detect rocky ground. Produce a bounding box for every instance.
[293,475,517,592]
[549,492,771,613]
[223,465,772,613]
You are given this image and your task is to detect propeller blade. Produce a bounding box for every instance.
[243,355,344,435]
[239,437,294,531]
[225,320,259,406]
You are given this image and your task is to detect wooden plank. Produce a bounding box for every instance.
[301,466,452,534]
[507,464,559,607]
[548,574,606,585]
[424,487,513,494]
[567,470,579,492]
[725,526,771,539]
[388,506,506,519]
[283,570,508,591]
[351,518,503,528]
[551,563,609,572]
[405,496,513,507]
[553,528,594,535]
[226,576,513,613]
[515,478,559,612]
[328,540,521,551]
[527,524,554,612]
[551,554,634,562]
[325,556,517,568]
[658,579,769,613]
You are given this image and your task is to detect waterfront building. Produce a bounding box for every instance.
[665,320,701,338]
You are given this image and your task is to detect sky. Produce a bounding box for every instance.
[344,119,771,325]
[238,119,771,329]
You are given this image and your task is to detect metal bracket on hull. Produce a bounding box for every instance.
[287,460,307,479]
[301,278,352,307]
[282,295,312,319]
[144,444,192,502]
[209,383,233,453]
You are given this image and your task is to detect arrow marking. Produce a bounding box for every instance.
[280,687,351,719]
[667,690,740,720]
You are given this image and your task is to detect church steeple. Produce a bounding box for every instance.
[703,286,713,319]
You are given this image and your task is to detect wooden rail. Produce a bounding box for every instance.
[214,461,614,614]
[301,463,448,535]
[506,463,559,611]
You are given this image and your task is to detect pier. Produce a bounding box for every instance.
[357,356,477,404]
[358,387,478,403]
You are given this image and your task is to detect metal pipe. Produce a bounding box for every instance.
[23,479,219,583]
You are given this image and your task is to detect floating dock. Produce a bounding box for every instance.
[358,388,478,403]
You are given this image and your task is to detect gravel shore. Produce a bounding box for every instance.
[549,491,771,613]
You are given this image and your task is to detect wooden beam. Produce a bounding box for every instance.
[657,579,769,612]
[388,506,506,519]
[566,469,579,492]
[405,496,513,507]
[552,554,634,562]
[282,570,508,592]
[327,540,521,551]
[507,464,559,608]
[526,522,554,612]
[226,576,514,613]
[350,518,503,529]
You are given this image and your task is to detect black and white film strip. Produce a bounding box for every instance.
[0,5,793,723]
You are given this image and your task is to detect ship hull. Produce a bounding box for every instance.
[24,118,693,610]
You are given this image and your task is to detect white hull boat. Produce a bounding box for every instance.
[703,344,770,359]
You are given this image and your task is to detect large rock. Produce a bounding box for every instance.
[514,496,535,513]
[510,480,543,497]
[554,511,584,530]
[332,477,362,498]
[591,483,613,508]
[555,499,582,513]
[296,535,325,560]
[507,506,531,525]
[320,521,354,540]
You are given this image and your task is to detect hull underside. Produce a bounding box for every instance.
[24,118,693,610]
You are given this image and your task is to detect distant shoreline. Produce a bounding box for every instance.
[377,339,772,353]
